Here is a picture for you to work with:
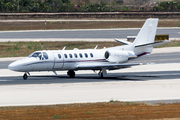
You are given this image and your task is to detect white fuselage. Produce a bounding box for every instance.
[8,45,134,72]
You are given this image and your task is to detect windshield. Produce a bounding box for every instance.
[28,52,48,60]
[28,53,34,58]
[28,52,42,59]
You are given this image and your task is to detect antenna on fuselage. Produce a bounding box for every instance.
[62,46,66,50]
[94,45,98,49]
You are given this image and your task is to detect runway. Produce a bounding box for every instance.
[0,28,180,42]
[1,69,180,84]
[0,69,180,106]
[0,46,180,106]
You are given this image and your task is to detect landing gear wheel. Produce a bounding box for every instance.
[98,71,104,78]
[23,73,28,80]
[67,70,75,78]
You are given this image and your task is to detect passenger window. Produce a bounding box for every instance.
[58,54,61,59]
[85,53,88,58]
[43,52,48,59]
[74,53,78,58]
[90,53,93,57]
[79,53,83,58]
[64,54,68,58]
[69,54,73,58]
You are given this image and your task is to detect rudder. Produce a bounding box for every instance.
[132,18,158,47]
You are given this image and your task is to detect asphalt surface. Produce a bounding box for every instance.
[0,28,179,39]
[129,52,180,64]
[0,69,180,106]
[0,70,180,85]
[0,61,12,69]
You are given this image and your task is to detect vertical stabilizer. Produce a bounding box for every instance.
[132,18,158,55]
[132,18,158,47]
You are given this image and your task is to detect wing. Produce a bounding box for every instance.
[75,63,145,70]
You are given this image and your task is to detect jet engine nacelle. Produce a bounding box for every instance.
[104,50,129,63]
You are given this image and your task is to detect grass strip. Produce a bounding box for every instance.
[0,40,179,58]
[0,101,180,120]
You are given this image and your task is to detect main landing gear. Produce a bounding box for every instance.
[98,71,103,78]
[98,68,107,78]
[23,72,30,80]
[67,70,75,78]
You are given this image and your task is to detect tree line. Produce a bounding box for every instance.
[1,0,180,13]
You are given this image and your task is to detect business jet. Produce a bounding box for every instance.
[8,18,169,80]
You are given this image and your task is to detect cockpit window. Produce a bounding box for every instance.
[28,53,34,58]
[58,54,61,59]
[28,52,42,60]
[43,52,48,59]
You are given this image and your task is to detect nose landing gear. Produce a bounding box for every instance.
[23,72,30,80]
[23,73,28,80]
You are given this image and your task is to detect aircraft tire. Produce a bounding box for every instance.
[23,73,28,80]
[67,70,75,78]
[101,72,103,78]
[98,71,104,78]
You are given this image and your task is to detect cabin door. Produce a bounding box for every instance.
[53,52,64,69]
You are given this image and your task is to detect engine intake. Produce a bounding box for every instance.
[105,51,109,59]
[104,50,129,63]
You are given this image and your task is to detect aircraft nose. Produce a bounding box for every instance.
[8,62,19,71]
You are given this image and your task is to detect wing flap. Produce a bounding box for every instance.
[75,63,145,70]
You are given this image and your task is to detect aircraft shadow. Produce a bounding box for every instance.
[0,70,180,85]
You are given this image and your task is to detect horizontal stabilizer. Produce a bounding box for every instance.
[135,40,170,48]
[114,38,132,45]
